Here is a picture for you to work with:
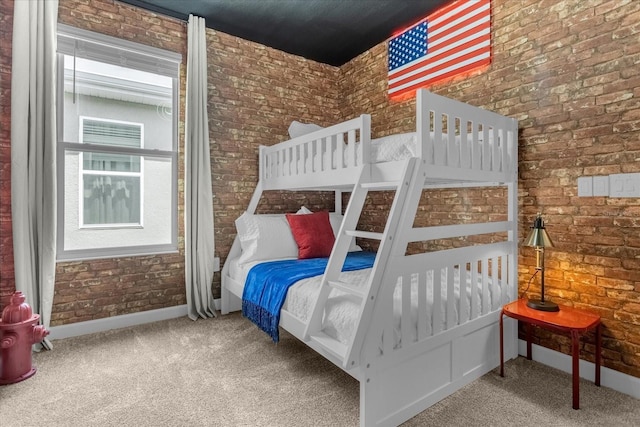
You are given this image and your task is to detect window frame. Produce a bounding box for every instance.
[56,24,182,261]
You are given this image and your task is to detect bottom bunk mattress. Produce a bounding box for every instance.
[228,253,504,348]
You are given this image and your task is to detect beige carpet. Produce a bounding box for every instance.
[1,313,638,426]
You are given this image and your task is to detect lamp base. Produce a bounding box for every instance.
[527,299,559,312]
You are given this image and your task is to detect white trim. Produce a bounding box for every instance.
[56,25,180,262]
[47,299,221,341]
[57,23,182,77]
[518,339,640,400]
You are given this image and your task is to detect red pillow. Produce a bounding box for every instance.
[286,211,335,259]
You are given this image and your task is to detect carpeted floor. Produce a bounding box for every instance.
[0,313,638,426]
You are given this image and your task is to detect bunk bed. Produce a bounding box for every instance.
[221,89,520,427]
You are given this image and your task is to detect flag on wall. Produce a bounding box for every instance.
[388,0,491,99]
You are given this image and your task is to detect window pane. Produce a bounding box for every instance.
[64,150,173,252]
[63,55,173,151]
[82,174,141,225]
[83,153,141,172]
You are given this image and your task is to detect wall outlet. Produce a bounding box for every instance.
[213,257,220,272]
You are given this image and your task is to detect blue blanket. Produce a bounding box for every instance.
[242,251,376,342]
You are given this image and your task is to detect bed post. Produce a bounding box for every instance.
[505,116,519,361]
[246,146,267,214]
[508,118,518,300]
[221,237,242,315]
[416,89,428,160]
[246,181,263,215]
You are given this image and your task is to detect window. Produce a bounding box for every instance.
[57,25,181,260]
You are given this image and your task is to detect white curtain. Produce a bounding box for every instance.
[10,0,59,349]
[185,14,216,320]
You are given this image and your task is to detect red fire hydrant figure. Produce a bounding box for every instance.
[0,291,49,385]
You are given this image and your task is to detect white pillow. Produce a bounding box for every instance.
[235,213,299,264]
[288,121,323,139]
[329,213,361,252]
[370,132,416,161]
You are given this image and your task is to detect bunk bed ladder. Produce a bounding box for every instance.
[304,157,421,369]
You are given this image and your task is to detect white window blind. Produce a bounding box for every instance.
[82,119,142,148]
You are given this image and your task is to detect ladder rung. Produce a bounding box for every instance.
[361,181,400,190]
[309,332,347,360]
[345,230,383,240]
[328,280,365,298]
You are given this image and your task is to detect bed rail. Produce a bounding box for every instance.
[378,90,516,185]
[377,242,515,352]
[260,114,371,190]
[258,90,517,192]
[358,243,517,427]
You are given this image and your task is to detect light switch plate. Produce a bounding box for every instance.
[609,173,640,197]
[577,176,593,197]
[593,176,609,197]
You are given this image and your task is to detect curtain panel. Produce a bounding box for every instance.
[185,15,217,320]
[10,0,59,349]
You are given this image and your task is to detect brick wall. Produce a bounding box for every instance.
[1,0,638,379]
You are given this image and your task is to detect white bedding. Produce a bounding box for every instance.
[337,131,495,165]
[228,256,504,347]
[334,132,416,165]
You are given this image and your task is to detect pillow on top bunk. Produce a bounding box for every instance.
[370,132,417,162]
[286,211,335,259]
[288,121,323,139]
[235,213,299,265]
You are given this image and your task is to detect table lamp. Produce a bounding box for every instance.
[524,213,559,312]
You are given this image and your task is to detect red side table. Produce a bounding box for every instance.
[499,299,601,409]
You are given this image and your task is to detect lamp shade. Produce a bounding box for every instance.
[524,214,554,248]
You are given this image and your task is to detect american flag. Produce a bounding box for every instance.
[388,0,491,98]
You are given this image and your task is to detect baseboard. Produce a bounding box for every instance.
[48,298,221,341]
[518,339,640,400]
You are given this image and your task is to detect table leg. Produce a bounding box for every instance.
[595,323,601,387]
[500,310,504,377]
[572,330,580,410]
[526,322,532,360]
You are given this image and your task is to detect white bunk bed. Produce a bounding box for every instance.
[221,89,520,426]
